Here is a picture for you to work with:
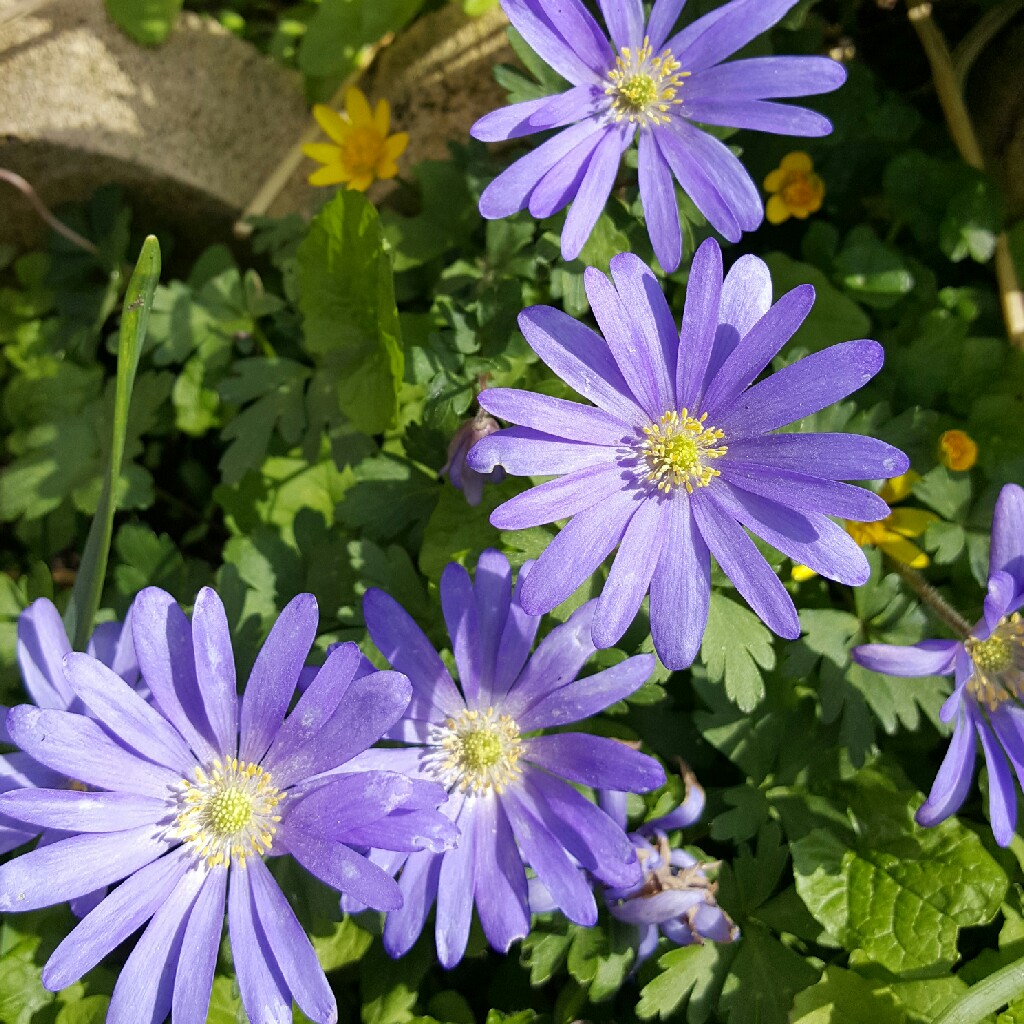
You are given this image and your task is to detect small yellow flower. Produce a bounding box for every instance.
[764,151,825,225]
[937,429,978,472]
[302,87,408,191]
[791,471,939,581]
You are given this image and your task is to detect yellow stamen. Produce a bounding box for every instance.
[639,410,727,494]
[966,613,1024,712]
[173,757,283,869]
[428,707,523,795]
[606,37,688,128]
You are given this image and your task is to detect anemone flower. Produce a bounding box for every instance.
[599,770,738,968]
[471,0,845,269]
[468,241,908,668]
[853,483,1024,846]
[0,587,456,1024]
[355,549,665,968]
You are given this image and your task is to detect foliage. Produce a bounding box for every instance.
[4,0,1024,1022]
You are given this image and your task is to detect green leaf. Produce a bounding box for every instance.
[834,226,915,309]
[565,920,635,1002]
[296,193,404,436]
[63,235,160,649]
[55,996,111,1024]
[636,941,735,1022]
[792,779,1007,972]
[718,920,819,1024]
[790,968,906,1024]
[105,0,182,44]
[700,593,775,711]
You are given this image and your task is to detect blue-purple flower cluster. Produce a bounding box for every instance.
[0,551,732,1023]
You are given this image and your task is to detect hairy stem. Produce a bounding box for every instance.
[893,562,973,638]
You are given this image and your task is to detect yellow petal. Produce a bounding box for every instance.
[765,194,791,224]
[313,104,351,146]
[309,164,351,186]
[879,470,920,505]
[885,507,939,539]
[348,173,374,192]
[302,143,341,165]
[764,168,785,192]
[878,536,930,569]
[374,98,391,136]
[780,151,813,173]
[791,563,819,582]
[385,132,408,159]
[345,87,373,126]
[375,160,400,180]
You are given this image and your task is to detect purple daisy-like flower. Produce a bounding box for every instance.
[853,483,1024,847]
[0,599,139,917]
[599,770,738,968]
[356,549,666,968]
[471,0,846,270]
[468,241,908,669]
[0,586,455,1024]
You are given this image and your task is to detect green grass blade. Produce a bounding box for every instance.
[63,235,161,650]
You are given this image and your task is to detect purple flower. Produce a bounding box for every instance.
[441,409,507,506]
[356,549,666,968]
[471,0,846,270]
[853,483,1024,846]
[0,599,139,917]
[599,770,738,969]
[0,586,455,1024]
[468,242,908,669]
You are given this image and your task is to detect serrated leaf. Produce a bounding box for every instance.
[636,941,734,1022]
[792,787,1007,972]
[296,192,404,436]
[700,593,775,711]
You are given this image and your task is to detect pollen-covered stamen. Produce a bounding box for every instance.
[639,410,727,494]
[426,707,523,795]
[606,37,688,128]
[174,757,283,869]
[966,613,1024,712]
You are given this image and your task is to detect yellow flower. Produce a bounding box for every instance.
[763,151,825,225]
[302,87,408,191]
[791,471,939,581]
[937,429,978,472]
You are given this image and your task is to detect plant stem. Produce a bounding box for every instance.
[904,1,1024,348]
[935,951,1024,1023]
[0,169,99,257]
[892,562,973,638]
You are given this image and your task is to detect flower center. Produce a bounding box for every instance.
[174,757,283,868]
[782,177,815,208]
[427,707,523,795]
[342,127,384,174]
[606,37,688,127]
[966,614,1024,711]
[639,410,727,493]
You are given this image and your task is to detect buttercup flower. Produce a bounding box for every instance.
[853,484,1024,846]
[0,599,138,917]
[441,409,507,506]
[0,587,455,1024]
[764,151,824,224]
[469,241,908,668]
[304,87,408,190]
[471,0,845,270]
[356,550,665,968]
[938,429,979,472]
[792,471,938,580]
[599,769,738,968]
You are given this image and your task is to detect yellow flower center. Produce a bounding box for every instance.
[640,410,727,493]
[174,757,283,868]
[966,614,1024,712]
[429,707,523,795]
[606,37,688,127]
[782,176,816,210]
[342,126,385,175]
